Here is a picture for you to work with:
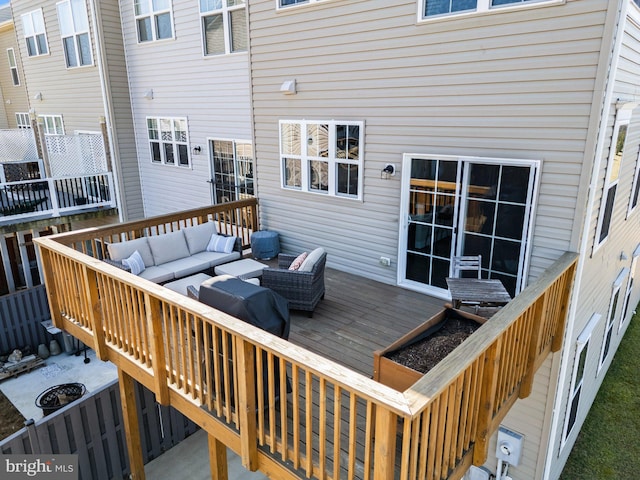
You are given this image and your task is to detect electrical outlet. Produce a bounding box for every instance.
[379,256,391,266]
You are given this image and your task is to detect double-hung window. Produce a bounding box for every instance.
[595,107,630,248]
[147,117,190,167]
[7,49,19,85]
[619,248,639,332]
[629,147,640,216]
[39,115,65,135]
[16,113,31,129]
[210,139,254,203]
[280,120,363,199]
[21,9,49,57]
[134,0,173,43]
[57,0,93,68]
[200,0,247,55]
[562,313,599,445]
[598,271,626,371]
[422,0,560,20]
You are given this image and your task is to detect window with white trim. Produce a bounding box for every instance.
[596,108,630,248]
[21,9,49,57]
[39,115,64,135]
[629,146,640,215]
[619,248,639,332]
[280,120,363,199]
[147,117,190,167]
[422,0,561,20]
[279,0,313,7]
[134,0,173,42]
[598,271,626,371]
[562,313,600,445]
[7,48,19,85]
[210,139,254,203]
[16,113,31,129]
[57,0,93,68]
[200,0,247,55]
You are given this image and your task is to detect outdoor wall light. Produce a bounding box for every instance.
[381,163,396,178]
[280,79,296,95]
[192,145,202,155]
[143,89,154,100]
[33,92,43,101]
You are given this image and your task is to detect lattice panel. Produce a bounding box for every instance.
[0,129,38,162]
[46,134,107,176]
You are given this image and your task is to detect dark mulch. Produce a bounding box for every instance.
[0,389,26,440]
[385,318,481,374]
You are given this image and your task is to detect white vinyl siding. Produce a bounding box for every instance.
[421,0,563,20]
[147,117,190,167]
[16,113,31,129]
[21,9,49,57]
[280,120,363,199]
[7,48,19,85]
[57,0,93,68]
[39,115,64,135]
[200,0,247,55]
[134,0,173,42]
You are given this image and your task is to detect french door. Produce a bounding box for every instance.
[398,154,539,298]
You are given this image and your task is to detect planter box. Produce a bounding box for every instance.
[373,307,488,392]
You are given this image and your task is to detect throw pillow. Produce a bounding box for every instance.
[288,252,308,271]
[206,234,237,254]
[122,250,146,275]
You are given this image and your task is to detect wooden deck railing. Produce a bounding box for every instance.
[34,200,577,480]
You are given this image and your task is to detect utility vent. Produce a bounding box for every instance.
[465,465,492,480]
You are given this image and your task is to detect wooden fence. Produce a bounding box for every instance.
[0,285,51,354]
[0,379,198,480]
[34,198,578,480]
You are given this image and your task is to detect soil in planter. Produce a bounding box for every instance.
[0,390,26,440]
[386,317,482,374]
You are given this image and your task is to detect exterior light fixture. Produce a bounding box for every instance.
[280,79,296,95]
[33,92,43,101]
[143,89,154,100]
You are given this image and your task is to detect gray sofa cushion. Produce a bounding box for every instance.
[191,250,241,268]
[162,256,212,279]
[299,247,326,272]
[138,265,175,283]
[148,230,190,265]
[107,237,154,267]
[183,222,217,255]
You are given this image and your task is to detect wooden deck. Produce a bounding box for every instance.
[283,263,445,377]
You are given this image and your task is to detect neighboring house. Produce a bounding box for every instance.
[0,5,30,129]
[118,0,254,217]
[246,0,640,478]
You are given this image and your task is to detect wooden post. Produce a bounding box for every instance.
[37,247,63,329]
[208,433,229,480]
[144,293,169,405]
[372,406,397,479]
[236,338,258,471]
[118,368,145,480]
[99,117,113,172]
[472,340,501,466]
[81,266,109,360]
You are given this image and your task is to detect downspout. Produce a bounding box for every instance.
[87,0,124,223]
[542,1,627,478]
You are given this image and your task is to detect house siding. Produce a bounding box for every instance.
[12,0,105,135]
[249,0,606,286]
[119,0,253,217]
[548,6,640,478]
[0,20,30,128]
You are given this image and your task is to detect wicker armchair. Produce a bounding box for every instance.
[261,251,327,317]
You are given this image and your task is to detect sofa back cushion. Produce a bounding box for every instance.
[299,247,325,272]
[148,230,190,265]
[107,237,154,267]
[183,222,217,255]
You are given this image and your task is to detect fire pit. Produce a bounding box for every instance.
[35,383,86,416]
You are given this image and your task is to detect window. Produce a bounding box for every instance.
[422,0,560,19]
[619,248,639,332]
[599,271,626,371]
[21,9,49,57]
[134,0,173,42]
[39,115,64,135]
[595,108,630,248]
[279,0,311,7]
[57,0,93,68]
[7,49,19,85]
[280,120,363,199]
[629,147,640,215]
[200,0,247,55]
[16,113,31,129]
[210,139,254,203]
[562,313,600,445]
[147,117,190,167]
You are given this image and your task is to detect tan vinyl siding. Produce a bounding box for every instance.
[97,0,144,221]
[0,23,30,127]
[249,0,607,287]
[120,0,252,217]
[12,0,104,134]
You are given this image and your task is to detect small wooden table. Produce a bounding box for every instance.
[445,277,512,309]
